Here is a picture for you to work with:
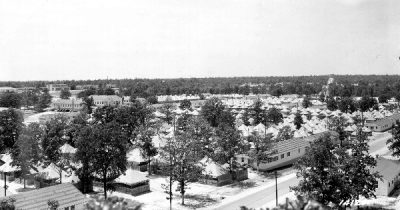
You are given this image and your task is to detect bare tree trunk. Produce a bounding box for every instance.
[148,156,151,175]
[103,177,107,199]
[180,180,185,205]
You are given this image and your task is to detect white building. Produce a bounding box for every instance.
[373,156,400,196]
[46,84,70,91]
[52,98,84,112]
[92,95,122,107]
[253,137,309,171]
[0,87,17,93]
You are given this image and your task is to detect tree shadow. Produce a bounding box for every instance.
[177,194,218,209]
[230,180,257,189]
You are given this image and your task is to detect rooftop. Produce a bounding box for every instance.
[2,183,87,210]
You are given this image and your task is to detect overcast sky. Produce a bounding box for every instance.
[1,0,399,81]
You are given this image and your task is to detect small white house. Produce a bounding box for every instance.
[373,156,400,196]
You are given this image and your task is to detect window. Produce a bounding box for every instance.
[64,207,69,210]
[298,148,301,153]
[71,205,75,210]
[281,154,284,159]
[287,152,290,157]
[241,157,245,162]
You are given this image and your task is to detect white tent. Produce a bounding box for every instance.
[60,143,77,154]
[127,148,146,163]
[199,157,228,178]
[116,168,148,185]
[40,163,62,180]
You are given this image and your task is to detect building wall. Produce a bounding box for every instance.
[0,87,17,93]
[366,114,400,132]
[256,146,305,171]
[92,95,122,107]
[52,99,84,112]
[46,84,70,92]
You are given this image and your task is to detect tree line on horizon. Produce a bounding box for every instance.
[1,75,400,106]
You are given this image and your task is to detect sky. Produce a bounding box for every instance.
[0,0,400,81]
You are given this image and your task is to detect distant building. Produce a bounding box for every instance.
[0,87,17,93]
[52,98,84,112]
[373,156,400,196]
[46,84,70,92]
[75,84,98,90]
[3,183,87,210]
[105,84,117,89]
[365,113,400,132]
[16,87,36,93]
[92,95,122,107]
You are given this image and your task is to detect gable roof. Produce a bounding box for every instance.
[3,183,87,210]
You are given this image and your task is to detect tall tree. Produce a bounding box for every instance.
[275,125,294,141]
[338,97,357,114]
[81,96,95,114]
[247,131,275,172]
[213,124,243,174]
[387,122,400,157]
[59,89,71,99]
[0,109,24,151]
[302,96,312,108]
[161,119,203,205]
[0,92,22,108]
[266,107,283,125]
[326,96,338,111]
[91,122,128,198]
[134,126,158,175]
[248,98,265,125]
[378,94,389,103]
[74,125,96,193]
[104,87,115,95]
[358,96,378,112]
[179,99,192,110]
[291,133,380,208]
[42,114,70,183]
[11,123,42,188]
[159,102,176,125]
[294,112,304,130]
[35,88,52,112]
[201,97,225,127]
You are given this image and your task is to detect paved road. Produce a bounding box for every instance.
[215,133,393,210]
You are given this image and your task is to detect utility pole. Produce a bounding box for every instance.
[4,172,6,197]
[275,170,278,206]
[169,115,177,210]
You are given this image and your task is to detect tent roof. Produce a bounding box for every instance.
[40,163,61,179]
[60,143,77,154]
[115,168,148,185]
[0,161,20,173]
[199,157,228,177]
[127,148,146,163]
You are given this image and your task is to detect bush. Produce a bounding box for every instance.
[0,197,16,210]
[85,196,142,210]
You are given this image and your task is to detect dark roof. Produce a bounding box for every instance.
[374,157,400,181]
[3,183,86,210]
[366,113,400,127]
[302,131,339,143]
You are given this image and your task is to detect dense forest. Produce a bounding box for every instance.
[1,75,400,99]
